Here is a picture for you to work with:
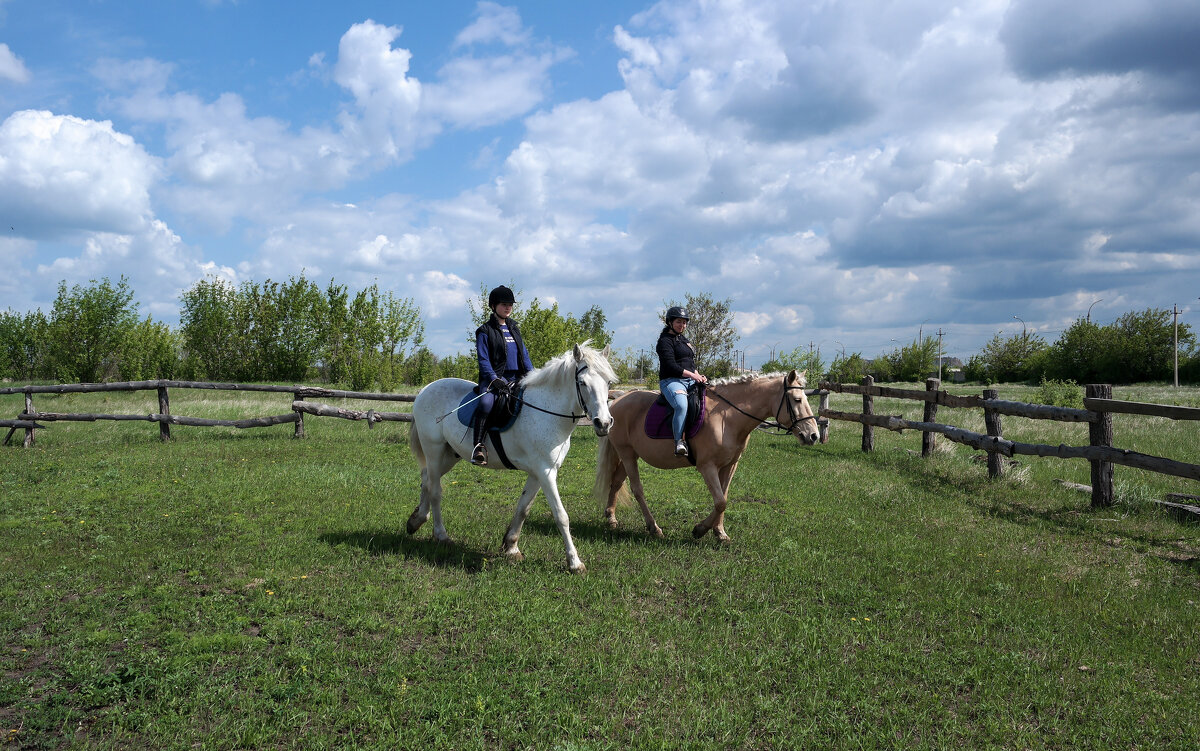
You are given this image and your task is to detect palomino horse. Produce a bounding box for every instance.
[408,344,616,573]
[593,370,819,542]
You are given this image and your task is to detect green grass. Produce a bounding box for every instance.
[2,386,1198,749]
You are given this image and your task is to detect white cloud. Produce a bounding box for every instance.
[454,2,529,48]
[0,42,29,83]
[0,110,160,237]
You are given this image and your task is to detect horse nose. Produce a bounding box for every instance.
[593,416,612,436]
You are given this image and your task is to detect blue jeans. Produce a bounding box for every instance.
[659,377,693,440]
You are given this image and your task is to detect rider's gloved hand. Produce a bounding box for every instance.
[489,377,509,394]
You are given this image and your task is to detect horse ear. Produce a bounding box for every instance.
[786,369,798,385]
[573,344,583,361]
[601,344,611,359]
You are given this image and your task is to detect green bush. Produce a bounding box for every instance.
[1036,376,1083,408]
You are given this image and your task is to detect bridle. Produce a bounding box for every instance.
[708,380,819,438]
[513,364,599,421]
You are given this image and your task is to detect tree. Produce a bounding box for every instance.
[0,309,50,381]
[577,305,613,349]
[826,352,867,384]
[47,277,140,382]
[1107,308,1188,382]
[977,330,1048,383]
[180,277,242,381]
[765,345,826,381]
[664,292,738,375]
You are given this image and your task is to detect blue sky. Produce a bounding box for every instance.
[2,0,1199,367]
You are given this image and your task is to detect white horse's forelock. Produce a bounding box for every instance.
[522,341,616,389]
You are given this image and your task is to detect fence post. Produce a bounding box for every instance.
[157,386,171,442]
[983,388,1003,478]
[861,375,874,452]
[24,391,34,448]
[819,391,830,443]
[1087,383,1114,507]
[922,378,940,457]
[294,394,306,439]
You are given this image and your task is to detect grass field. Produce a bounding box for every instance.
[2,383,1199,749]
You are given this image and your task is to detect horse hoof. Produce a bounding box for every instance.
[405,520,421,535]
[649,525,664,539]
[717,534,733,545]
[691,523,708,539]
[604,517,619,531]
[569,563,587,575]
[503,549,524,562]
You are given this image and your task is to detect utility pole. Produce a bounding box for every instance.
[937,328,945,381]
[1174,304,1180,388]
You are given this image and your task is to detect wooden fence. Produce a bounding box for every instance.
[0,380,416,448]
[818,377,1200,510]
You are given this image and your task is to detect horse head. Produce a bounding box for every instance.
[785,370,820,445]
[575,344,615,436]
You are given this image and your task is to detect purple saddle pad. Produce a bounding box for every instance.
[644,393,706,440]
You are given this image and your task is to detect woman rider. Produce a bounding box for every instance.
[656,306,707,456]
[472,285,534,465]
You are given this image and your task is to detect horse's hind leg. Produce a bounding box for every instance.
[619,449,663,538]
[692,462,732,543]
[501,475,541,562]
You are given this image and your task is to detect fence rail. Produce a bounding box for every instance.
[818,377,1200,508]
[2,379,417,447]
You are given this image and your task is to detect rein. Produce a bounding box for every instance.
[707,381,818,435]
[512,364,594,421]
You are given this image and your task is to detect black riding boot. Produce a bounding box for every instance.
[470,417,488,465]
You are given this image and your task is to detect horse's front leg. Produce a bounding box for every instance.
[501,475,542,561]
[692,462,732,543]
[537,467,586,574]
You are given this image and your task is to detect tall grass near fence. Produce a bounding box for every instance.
[2,387,1199,749]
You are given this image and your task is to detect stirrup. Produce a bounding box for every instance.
[674,440,688,456]
[471,443,488,465]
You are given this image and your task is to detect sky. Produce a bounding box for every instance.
[1,0,1199,368]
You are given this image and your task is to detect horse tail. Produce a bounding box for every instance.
[593,433,630,513]
[408,420,426,470]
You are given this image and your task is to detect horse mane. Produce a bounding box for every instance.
[709,370,807,388]
[521,341,617,389]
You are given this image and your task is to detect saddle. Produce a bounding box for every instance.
[458,385,524,469]
[644,382,706,441]
[457,385,524,431]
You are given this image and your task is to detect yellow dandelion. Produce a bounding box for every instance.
[851,617,857,621]
[266,590,275,595]
[864,618,871,622]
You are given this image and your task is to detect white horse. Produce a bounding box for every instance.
[407,344,616,573]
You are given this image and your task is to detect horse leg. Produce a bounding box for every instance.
[406,463,432,534]
[537,467,586,574]
[692,463,731,543]
[620,449,663,538]
[711,460,740,541]
[409,443,455,543]
[602,461,628,529]
[501,475,541,561]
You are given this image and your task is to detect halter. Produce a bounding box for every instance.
[513,364,596,421]
[708,380,818,438]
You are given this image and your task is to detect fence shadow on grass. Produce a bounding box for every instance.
[318,530,489,573]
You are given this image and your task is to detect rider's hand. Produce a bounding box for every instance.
[489,377,508,394]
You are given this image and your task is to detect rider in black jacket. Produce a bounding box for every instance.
[472,285,534,465]
[656,306,707,456]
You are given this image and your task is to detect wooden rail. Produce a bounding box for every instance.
[2,380,417,447]
[819,378,1200,509]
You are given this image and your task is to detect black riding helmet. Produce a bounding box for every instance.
[488,285,516,309]
[665,306,689,323]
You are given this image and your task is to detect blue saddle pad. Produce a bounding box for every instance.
[455,388,523,431]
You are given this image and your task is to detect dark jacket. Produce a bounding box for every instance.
[656,327,696,379]
[476,314,533,383]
